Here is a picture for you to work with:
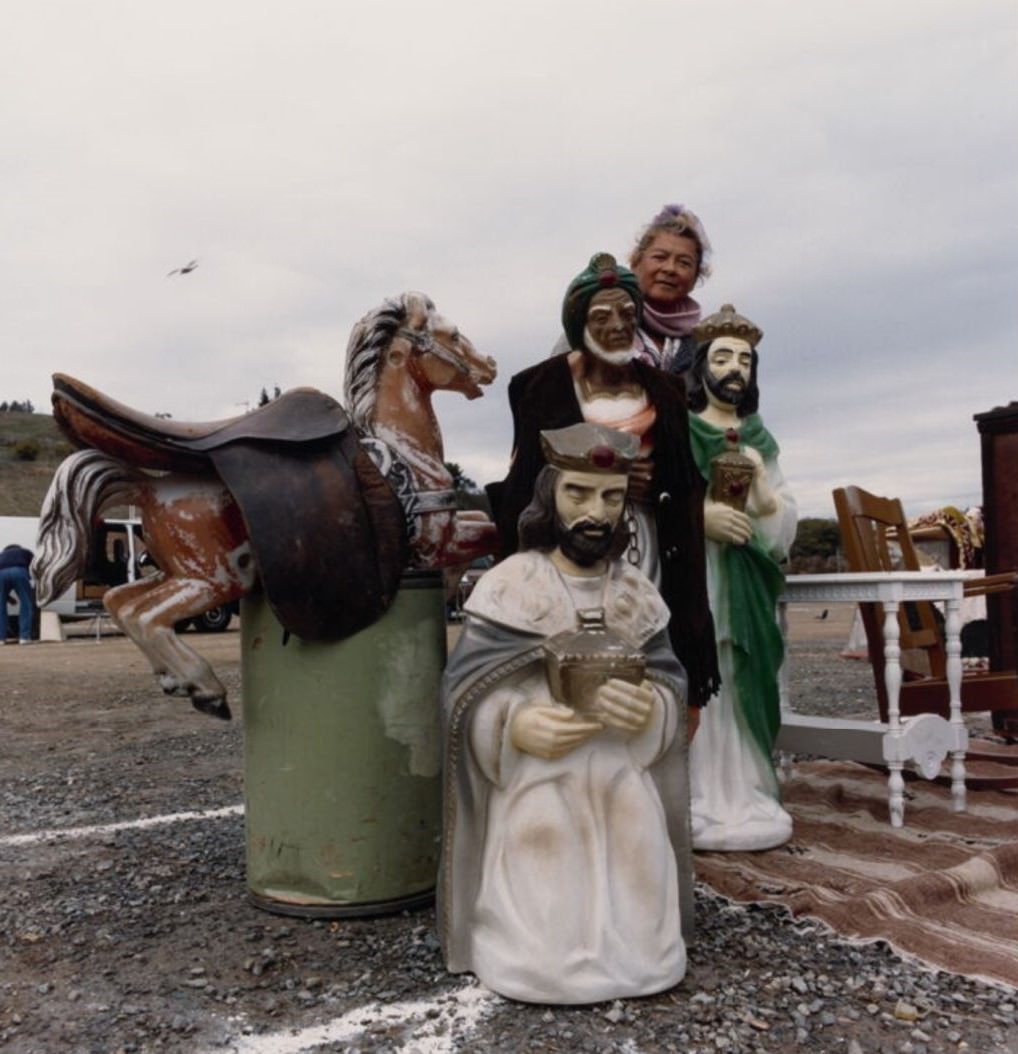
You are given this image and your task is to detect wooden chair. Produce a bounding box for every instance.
[833,485,1018,749]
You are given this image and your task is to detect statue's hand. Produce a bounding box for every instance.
[743,447,778,517]
[626,455,654,504]
[742,445,764,469]
[595,678,655,733]
[510,704,603,759]
[704,500,753,546]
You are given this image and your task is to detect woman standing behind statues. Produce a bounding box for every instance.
[628,203,713,374]
[551,203,713,376]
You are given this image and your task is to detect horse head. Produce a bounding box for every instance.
[345,291,497,435]
[396,291,496,401]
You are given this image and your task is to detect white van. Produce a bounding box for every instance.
[2,515,235,633]
[1,514,143,620]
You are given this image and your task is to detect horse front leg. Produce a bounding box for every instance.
[104,576,234,720]
[102,575,178,689]
[436,511,500,565]
[412,510,500,568]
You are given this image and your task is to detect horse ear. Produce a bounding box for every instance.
[403,291,431,333]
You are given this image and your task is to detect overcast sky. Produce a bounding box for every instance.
[3,1,1016,518]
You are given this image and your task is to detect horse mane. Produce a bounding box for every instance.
[343,292,435,432]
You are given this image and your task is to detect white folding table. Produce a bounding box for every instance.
[775,571,970,826]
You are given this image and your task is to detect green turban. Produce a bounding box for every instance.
[561,252,643,351]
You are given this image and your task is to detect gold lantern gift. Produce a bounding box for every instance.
[710,429,755,512]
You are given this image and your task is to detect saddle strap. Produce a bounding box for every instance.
[360,437,458,545]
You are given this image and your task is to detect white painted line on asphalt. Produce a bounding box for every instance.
[215,982,498,1054]
[7,808,499,1051]
[0,804,244,847]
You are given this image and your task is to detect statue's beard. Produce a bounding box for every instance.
[583,327,639,366]
[705,368,747,407]
[556,518,615,567]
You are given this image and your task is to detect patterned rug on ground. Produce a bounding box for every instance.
[694,758,1018,989]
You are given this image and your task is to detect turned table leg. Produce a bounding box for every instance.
[882,595,905,828]
[944,591,967,812]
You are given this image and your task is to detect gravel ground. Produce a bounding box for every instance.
[1,606,1016,1054]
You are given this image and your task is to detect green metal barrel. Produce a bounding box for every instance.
[241,571,446,917]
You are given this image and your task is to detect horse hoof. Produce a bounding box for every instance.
[192,695,232,721]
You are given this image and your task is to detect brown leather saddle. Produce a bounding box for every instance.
[51,373,409,642]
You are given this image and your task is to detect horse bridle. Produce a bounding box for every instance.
[396,326,474,379]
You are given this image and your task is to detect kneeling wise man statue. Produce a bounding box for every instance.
[438,422,692,1004]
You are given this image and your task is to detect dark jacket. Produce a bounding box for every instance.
[486,355,720,707]
[0,545,33,570]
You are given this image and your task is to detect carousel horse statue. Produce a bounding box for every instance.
[32,292,498,719]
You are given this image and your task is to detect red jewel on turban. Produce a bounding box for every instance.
[590,446,616,469]
[598,271,618,287]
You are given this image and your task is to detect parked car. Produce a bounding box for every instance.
[0,515,238,633]
[176,601,239,633]
[446,555,494,621]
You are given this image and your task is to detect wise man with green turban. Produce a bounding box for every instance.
[486,253,721,728]
[684,304,799,851]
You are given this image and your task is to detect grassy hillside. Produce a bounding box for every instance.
[3,412,830,562]
[0,412,72,517]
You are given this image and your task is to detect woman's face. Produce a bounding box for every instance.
[631,232,700,309]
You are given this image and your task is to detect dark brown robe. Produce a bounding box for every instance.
[486,355,720,707]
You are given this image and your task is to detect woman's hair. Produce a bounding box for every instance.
[629,203,713,282]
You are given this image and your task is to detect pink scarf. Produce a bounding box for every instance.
[642,296,701,338]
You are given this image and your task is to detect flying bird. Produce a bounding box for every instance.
[167,259,199,277]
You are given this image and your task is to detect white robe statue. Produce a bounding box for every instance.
[439,551,692,1003]
[684,317,799,852]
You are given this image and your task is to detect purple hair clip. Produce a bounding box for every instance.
[653,203,685,224]
[649,203,713,264]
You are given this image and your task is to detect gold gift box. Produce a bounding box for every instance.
[543,608,645,717]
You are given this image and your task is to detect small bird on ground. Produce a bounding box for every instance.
[167,259,199,277]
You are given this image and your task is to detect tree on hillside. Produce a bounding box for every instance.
[14,440,40,461]
[445,461,490,514]
[1,399,35,413]
[789,517,842,572]
[445,462,480,494]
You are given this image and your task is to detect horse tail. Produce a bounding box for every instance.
[32,450,141,606]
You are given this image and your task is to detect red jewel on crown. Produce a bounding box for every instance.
[590,446,616,469]
[598,271,618,287]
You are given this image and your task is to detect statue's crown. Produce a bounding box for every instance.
[693,303,763,348]
[540,423,640,474]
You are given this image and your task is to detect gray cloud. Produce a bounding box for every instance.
[2,0,1015,521]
